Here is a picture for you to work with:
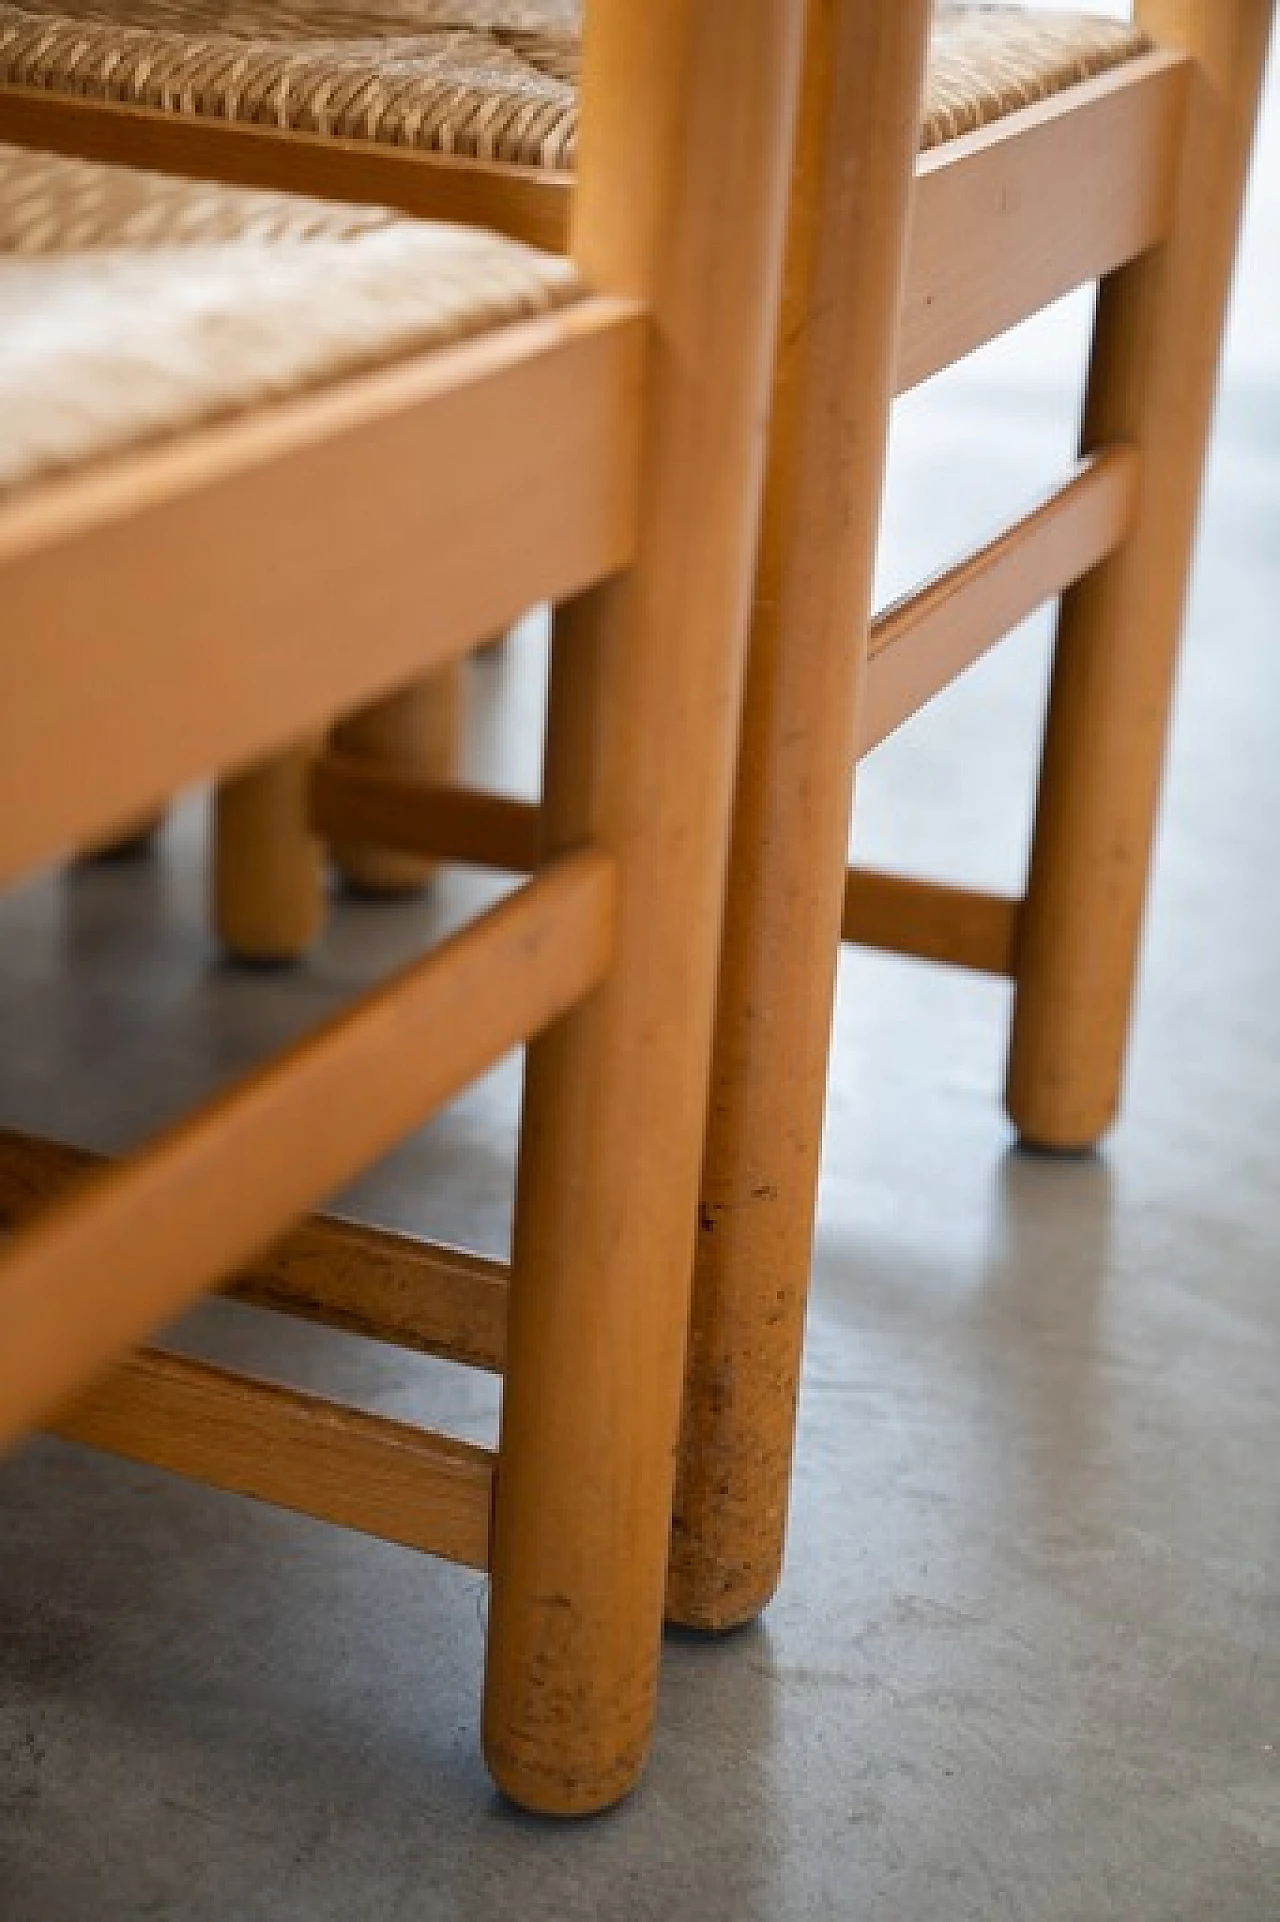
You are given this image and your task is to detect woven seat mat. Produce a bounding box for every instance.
[0,142,578,491]
[0,4,1150,171]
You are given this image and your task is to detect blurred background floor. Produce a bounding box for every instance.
[1,15,1277,1920]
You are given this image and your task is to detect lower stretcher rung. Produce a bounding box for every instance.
[48,1347,494,1569]
[0,852,610,1448]
[0,1127,510,1375]
[311,757,542,874]
[842,867,1021,977]
[862,446,1139,752]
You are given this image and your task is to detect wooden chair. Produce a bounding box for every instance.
[98,0,1265,1636]
[673,0,1275,1632]
[0,0,808,1814]
[2,0,1270,1674]
[0,4,1185,956]
[24,0,1258,1638]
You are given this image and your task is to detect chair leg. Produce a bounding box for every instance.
[1007,0,1274,1152]
[327,669,462,896]
[212,744,323,963]
[482,0,805,1816]
[666,0,932,1633]
[481,590,749,1816]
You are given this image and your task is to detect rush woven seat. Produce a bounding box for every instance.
[0,141,577,490]
[0,3,1150,168]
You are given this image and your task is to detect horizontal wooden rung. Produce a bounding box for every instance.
[48,1347,494,1570]
[0,1128,510,1374]
[311,757,541,875]
[842,868,1021,978]
[0,852,611,1448]
[236,1220,509,1375]
[862,446,1139,753]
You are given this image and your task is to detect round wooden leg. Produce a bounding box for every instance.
[483,0,804,1813]
[328,670,462,897]
[1007,1,1272,1152]
[666,0,932,1632]
[481,625,684,1817]
[213,747,323,963]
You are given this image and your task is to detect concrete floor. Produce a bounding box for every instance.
[3,43,1279,1922]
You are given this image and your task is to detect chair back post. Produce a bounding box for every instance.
[484,0,807,1814]
[1007,0,1275,1150]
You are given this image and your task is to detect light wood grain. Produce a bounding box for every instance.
[310,760,542,875]
[50,1348,494,1569]
[483,0,805,1813]
[0,1129,510,1374]
[842,870,1022,978]
[862,447,1140,752]
[0,853,613,1446]
[3,0,1250,1821]
[898,51,1187,393]
[0,299,642,887]
[666,0,933,1634]
[1008,0,1276,1150]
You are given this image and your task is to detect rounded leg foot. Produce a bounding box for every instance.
[482,1719,651,1818]
[664,1572,780,1636]
[1010,1120,1109,1160]
[1005,1053,1120,1159]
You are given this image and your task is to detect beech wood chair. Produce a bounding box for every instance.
[674,0,1276,1634]
[1,0,1270,1695]
[24,0,1258,1638]
[0,0,807,1814]
[0,3,1186,957]
[98,0,1266,1636]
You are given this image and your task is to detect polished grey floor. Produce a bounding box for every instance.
[3,62,1279,1922]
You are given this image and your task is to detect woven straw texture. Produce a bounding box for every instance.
[0,142,578,491]
[0,4,1149,170]
[923,8,1150,150]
